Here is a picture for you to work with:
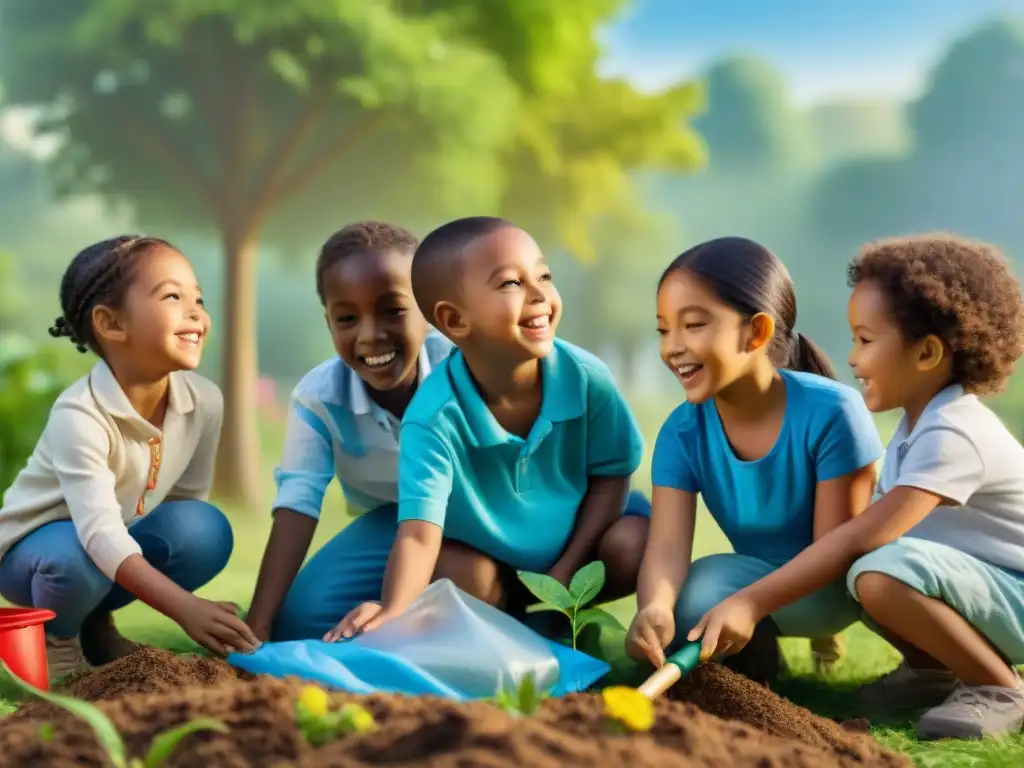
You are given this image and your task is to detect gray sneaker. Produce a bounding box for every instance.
[856,661,959,713]
[45,634,92,682]
[916,678,1024,740]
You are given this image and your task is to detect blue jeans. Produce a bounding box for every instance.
[0,500,234,638]
[273,490,651,641]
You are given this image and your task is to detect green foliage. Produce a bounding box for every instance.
[517,561,624,649]
[0,660,226,767]
[0,335,73,492]
[492,671,545,717]
[0,0,707,502]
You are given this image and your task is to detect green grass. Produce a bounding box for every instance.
[0,403,1019,766]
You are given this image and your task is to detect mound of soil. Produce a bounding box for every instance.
[0,648,911,768]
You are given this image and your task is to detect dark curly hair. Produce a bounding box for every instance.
[315,221,419,304]
[848,234,1024,395]
[49,235,174,355]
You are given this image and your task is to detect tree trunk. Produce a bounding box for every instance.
[212,226,261,509]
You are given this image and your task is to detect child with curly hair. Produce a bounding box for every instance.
[687,234,1024,740]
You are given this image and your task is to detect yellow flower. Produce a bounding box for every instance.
[340,703,376,734]
[601,686,655,732]
[298,685,330,717]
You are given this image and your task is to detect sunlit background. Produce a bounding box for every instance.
[2,0,1023,509]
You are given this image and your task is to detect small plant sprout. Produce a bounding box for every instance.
[0,660,227,768]
[601,686,655,733]
[516,560,624,649]
[492,671,546,717]
[295,683,376,746]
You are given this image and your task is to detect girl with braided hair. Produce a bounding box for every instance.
[0,236,260,681]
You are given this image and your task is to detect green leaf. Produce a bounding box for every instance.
[38,722,55,742]
[574,606,625,635]
[567,561,606,607]
[517,672,542,716]
[516,571,574,611]
[523,602,568,615]
[0,660,128,768]
[143,719,228,767]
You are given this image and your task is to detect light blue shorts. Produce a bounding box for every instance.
[847,537,1024,665]
[670,552,862,654]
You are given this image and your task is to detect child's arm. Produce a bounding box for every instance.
[626,487,697,666]
[246,395,336,638]
[626,411,700,665]
[690,485,944,657]
[50,404,259,654]
[549,476,629,583]
[551,360,644,581]
[325,423,453,639]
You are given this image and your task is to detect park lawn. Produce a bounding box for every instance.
[1,405,1021,766]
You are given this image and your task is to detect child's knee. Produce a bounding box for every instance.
[851,571,903,615]
[433,540,504,606]
[144,501,234,580]
[597,515,648,595]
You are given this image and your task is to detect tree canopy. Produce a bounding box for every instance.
[0,0,705,505]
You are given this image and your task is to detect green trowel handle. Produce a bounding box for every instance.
[636,640,703,699]
[668,640,704,674]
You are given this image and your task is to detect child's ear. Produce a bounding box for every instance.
[915,334,945,372]
[91,305,127,345]
[434,301,469,341]
[747,312,776,352]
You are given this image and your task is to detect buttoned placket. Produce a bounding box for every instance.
[513,420,553,494]
[135,434,164,518]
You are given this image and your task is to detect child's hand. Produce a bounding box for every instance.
[626,604,676,667]
[687,593,759,661]
[323,601,401,642]
[177,596,262,656]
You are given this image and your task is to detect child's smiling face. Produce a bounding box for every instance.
[445,226,561,361]
[847,280,921,412]
[321,248,428,392]
[656,269,767,403]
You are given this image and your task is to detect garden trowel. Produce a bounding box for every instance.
[636,640,703,699]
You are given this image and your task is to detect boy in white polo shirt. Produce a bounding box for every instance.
[684,234,1024,741]
[0,236,259,680]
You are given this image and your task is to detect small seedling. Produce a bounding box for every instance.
[516,560,624,649]
[295,684,376,746]
[492,671,546,717]
[0,660,226,767]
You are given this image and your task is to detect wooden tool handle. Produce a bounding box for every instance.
[636,662,682,699]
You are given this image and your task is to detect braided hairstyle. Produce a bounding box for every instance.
[49,236,173,354]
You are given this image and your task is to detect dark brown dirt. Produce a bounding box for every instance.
[0,648,912,768]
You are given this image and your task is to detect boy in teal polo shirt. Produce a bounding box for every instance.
[326,216,649,639]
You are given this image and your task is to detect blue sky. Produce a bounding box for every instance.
[600,0,1024,102]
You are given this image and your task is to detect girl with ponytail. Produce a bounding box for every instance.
[625,237,883,684]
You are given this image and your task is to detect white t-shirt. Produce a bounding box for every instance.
[877,383,1024,573]
[0,360,223,579]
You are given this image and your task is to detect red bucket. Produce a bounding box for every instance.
[0,608,55,691]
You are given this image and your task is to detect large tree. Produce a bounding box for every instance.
[0,0,704,506]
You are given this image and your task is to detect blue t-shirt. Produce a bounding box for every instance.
[651,370,883,566]
[397,339,644,573]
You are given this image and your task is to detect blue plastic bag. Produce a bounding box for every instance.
[227,579,609,700]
